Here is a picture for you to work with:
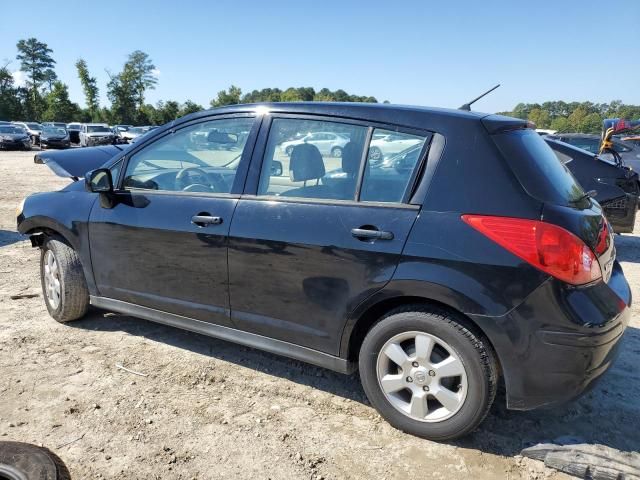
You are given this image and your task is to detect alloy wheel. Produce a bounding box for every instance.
[43,250,61,310]
[376,331,468,422]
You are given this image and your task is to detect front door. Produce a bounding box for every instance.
[89,115,258,326]
[228,116,430,354]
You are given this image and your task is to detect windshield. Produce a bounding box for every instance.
[26,123,42,130]
[68,124,81,129]
[43,127,67,135]
[87,125,111,133]
[0,126,23,134]
[129,127,144,134]
[494,129,587,207]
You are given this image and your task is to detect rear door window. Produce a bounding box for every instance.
[494,129,586,207]
[361,128,428,203]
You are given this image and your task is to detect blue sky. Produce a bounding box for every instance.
[2,0,639,113]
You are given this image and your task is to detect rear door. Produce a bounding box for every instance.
[88,115,258,326]
[227,115,431,355]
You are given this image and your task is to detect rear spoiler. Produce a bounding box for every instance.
[481,114,533,134]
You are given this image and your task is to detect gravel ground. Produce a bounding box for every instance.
[0,150,638,479]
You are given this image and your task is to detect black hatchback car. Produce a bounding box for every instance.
[17,103,631,440]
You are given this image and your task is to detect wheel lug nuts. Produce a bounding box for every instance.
[428,370,436,377]
[423,386,429,392]
[406,376,413,383]
[412,362,419,367]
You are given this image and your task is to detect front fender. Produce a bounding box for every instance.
[17,190,98,295]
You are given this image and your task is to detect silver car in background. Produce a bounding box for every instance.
[79,123,115,147]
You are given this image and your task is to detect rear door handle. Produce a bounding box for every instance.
[351,227,394,241]
[191,215,223,227]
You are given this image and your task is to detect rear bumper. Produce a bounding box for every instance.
[471,261,631,410]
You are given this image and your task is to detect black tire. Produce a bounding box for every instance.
[0,441,71,480]
[40,235,89,323]
[331,146,343,158]
[359,305,498,441]
[285,145,294,156]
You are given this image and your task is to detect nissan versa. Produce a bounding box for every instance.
[16,103,631,440]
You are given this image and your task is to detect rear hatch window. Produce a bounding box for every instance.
[493,129,587,208]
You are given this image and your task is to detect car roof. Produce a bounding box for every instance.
[174,102,526,134]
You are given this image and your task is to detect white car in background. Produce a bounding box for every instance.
[368,132,423,164]
[79,123,115,147]
[280,131,349,157]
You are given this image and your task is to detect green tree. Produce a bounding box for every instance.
[0,64,22,120]
[106,50,158,124]
[16,38,56,118]
[75,58,100,121]
[179,100,203,117]
[527,108,550,129]
[211,85,242,107]
[42,81,80,122]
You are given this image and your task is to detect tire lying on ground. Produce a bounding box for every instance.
[0,442,71,480]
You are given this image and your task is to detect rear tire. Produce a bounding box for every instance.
[331,146,343,158]
[40,236,89,322]
[359,305,497,441]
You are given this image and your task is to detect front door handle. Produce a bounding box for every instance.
[351,227,394,241]
[191,215,223,227]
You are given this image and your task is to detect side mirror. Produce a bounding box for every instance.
[270,160,283,176]
[85,168,113,193]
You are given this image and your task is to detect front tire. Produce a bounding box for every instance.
[359,305,497,441]
[331,146,343,158]
[40,236,89,322]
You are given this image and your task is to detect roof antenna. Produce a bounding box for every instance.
[459,84,500,111]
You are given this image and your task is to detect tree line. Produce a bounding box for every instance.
[2,37,640,130]
[0,37,381,126]
[499,101,640,133]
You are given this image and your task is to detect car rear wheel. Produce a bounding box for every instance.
[285,145,294,156]
[40,236,89,323]
[359,305,497,441]
[331,146,343,158]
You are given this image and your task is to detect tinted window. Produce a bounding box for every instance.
[123,117,254,193]
[258,118,367,200]
[494,129,586,207]
[564,137,599,154]
[361,128,428,203]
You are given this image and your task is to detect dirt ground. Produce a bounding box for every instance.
[0,150,638,480]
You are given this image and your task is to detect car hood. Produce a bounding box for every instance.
[34,144,127,179]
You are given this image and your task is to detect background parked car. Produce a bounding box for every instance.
[79,123,116,147]
[40,126,71,150]
[547,133,640,171]
[545,137,639,233]
[0,124,31,150]
[121,126,155,142]
[280,131,349,157]
[368,132,424,164]
[42,122,68,129]
[12,121,42,145]
[66,123,82,144]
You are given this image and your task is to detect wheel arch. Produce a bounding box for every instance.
[341,291,504,378]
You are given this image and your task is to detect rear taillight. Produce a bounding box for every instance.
[462,215,602,286]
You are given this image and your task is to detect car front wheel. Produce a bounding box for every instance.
[359,305,497,441]
[331,146,343,157]
[40,236,89,322]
